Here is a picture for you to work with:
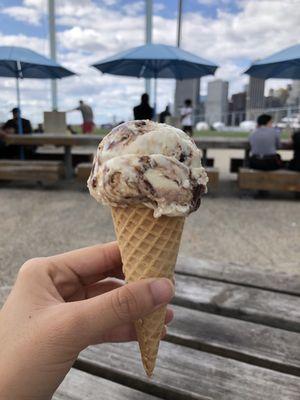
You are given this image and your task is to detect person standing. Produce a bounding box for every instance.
[159,105,171,123]
[249,114,282,170]
[73,100,95,134]
[133,93,154,120]
[180,99,193,136]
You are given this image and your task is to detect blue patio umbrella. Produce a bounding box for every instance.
[244,44,300,79]
[0,46,75,138]
[92,43,218,111]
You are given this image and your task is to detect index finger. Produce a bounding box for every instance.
[49,241,123,284]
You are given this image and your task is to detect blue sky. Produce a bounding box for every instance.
[0,0,241,39]
[0,0,298,124]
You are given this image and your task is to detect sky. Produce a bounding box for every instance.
[0,0,299,125]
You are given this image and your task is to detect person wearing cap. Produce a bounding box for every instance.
[0,108,33,158]
[2,107,32,135]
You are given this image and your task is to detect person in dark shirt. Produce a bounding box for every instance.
[159,105,171,123]
[0,108,33,159]
[133,93,154,120]
[289,130,300,171]
[3,108,32,134]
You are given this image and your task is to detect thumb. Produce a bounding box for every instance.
[67,278,174,346]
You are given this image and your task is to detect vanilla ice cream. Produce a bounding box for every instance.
[88,120,208,218]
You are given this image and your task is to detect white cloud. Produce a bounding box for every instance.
[0,32,46,53]
[122,1,144,17]
[1,6,42,26]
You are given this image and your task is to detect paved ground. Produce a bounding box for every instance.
[1,178,299,287]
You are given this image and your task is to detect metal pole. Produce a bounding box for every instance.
[154,77,157,120]
[145,0,152,97]
[174,0,184,120]
[16,73,25,159]
[16,61,23,136]
[48,0,58,110]
[177,0,183,47]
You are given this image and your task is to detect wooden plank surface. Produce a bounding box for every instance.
[176,256,300,295]
[1,286,299,376]
[54,369,160,400]
[76,162,92,182]
[4,134,291,150]
[238,168,300,191]
[36,145,95,156]
[4,134,103,147]
[168,304,300,375]
[78,341,300,400]
[0,160,64,167]
[174,274,300,332]
[205,167,219,190]
[0,164,64,182]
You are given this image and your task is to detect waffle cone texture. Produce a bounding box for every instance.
[111,206,184,377]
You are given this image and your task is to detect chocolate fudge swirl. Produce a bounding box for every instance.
[88,120,208,218]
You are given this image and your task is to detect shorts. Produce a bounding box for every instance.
[82,121,94,133]
[249,154,283,171]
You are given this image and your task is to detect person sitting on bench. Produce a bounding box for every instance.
[3,107,32,135]
[249,114,282,170]
[289,130,300,171]
[0,108,34,159]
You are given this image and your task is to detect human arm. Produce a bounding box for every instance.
[0,242,174,400]
[66,107,80,113]
[2,120,15,134]
[0,127,7,140]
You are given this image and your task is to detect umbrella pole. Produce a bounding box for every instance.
[154,77,157,121]
[16,75,24,159]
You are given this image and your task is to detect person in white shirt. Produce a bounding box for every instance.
[180,99,193,136]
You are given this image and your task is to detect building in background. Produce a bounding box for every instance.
[246,77,265,120]
[205,79,229,125]
[228,91,246,125]
[174,79,200,119]
[264,88,283,108]
[287,80,300,106]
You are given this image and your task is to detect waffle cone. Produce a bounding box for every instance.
[111,206,184,377]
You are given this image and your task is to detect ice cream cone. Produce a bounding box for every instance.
[111,205,184,377]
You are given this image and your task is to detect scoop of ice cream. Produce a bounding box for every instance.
[88,120,208,218]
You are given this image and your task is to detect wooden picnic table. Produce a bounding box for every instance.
[1,255,300,398]
[4,134,292,179]
[53,255,300,399]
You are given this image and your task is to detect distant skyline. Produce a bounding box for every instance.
[0,0,299,124]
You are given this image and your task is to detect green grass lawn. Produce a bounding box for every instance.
[74,126,290,139]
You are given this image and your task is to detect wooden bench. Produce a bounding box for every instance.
[75,162,92,183]
[206,167,219,190]
[76,163,220,191]
[0,160,64,183]
[238,167,300,192]
[1,256,300,399]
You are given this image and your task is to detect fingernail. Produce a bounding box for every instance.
[150,278,175,306]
